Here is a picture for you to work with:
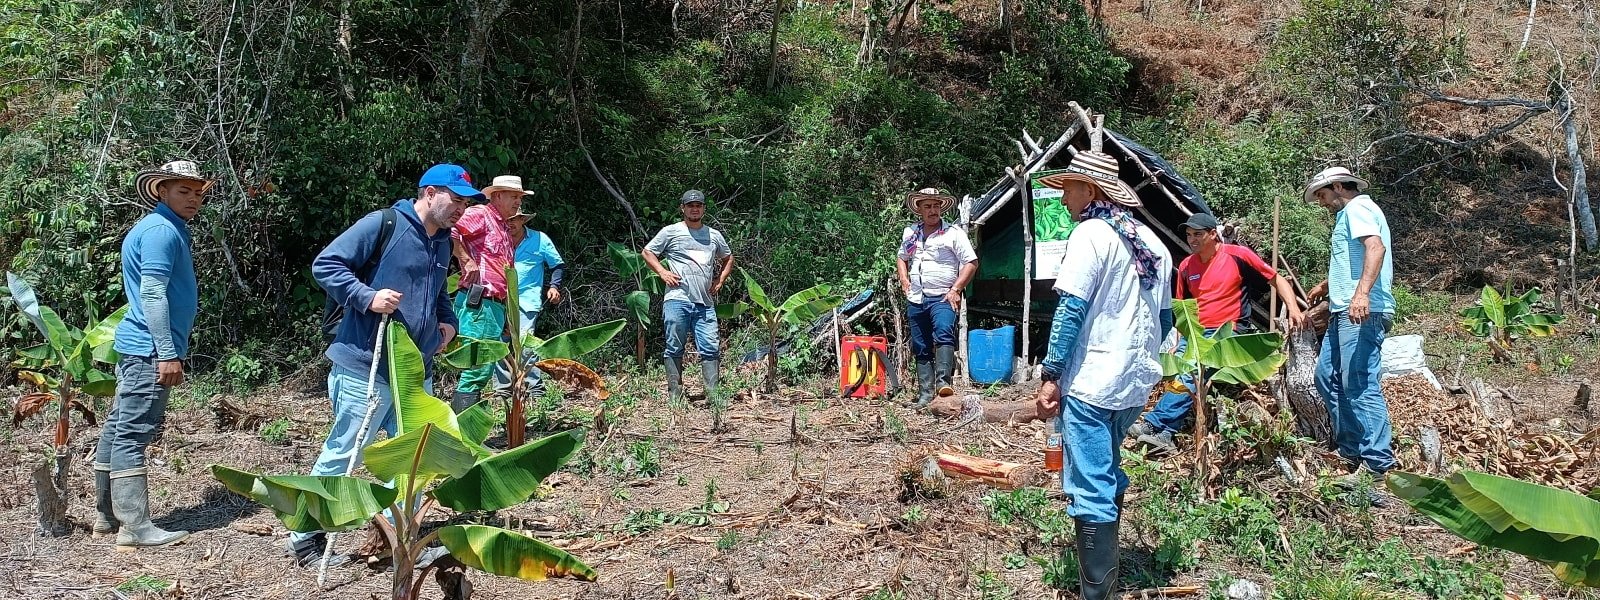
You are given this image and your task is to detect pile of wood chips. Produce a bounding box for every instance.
[1383,375,1599,494]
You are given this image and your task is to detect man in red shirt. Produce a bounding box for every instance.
[449,175,530,412]
[1128,213,1303,452]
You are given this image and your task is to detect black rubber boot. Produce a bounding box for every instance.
[450,390,480,413]
[665,356,684,402]
[934,345,957,397]
[111,475,188,548]
[702,360,720,394]
[93,466,117,535]
[915,360,935,407]
[1073,518,1121,600]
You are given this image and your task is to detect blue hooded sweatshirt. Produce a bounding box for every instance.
[313,200,458,380]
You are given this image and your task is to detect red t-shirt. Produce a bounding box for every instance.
[1175,243,1277,329]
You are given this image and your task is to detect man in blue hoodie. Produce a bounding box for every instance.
[290,164,476,566]
[95,160,212,548]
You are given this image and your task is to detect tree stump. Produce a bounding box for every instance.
[1279,324,1332,446]
[32,461,71,537]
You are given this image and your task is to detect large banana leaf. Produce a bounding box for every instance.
[457,402,497,446]
[778,284,844,325]
[1201,328,1285,385]
[624,290,651,325]
[438,524,598,582]
[716,301,749,320]
[1459,305,1493,338]
[212,465,396,533]
[1169,299,1209,362]
[740,268,775,313]
[1388,471,1600,586]
[363,423,478,483]
[1516,312,1564,337]
[531,319,625,361]
[1480,285,1507,329]
[1159,353,1197,379]
[440,336,511,370]
[386,320,469,440]
[78,305,127,360]
[607,242,645,277]
[433,428,585,513]
[6,272,73,358]
[80,369,118,397]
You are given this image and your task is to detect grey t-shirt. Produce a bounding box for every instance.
[646,222,731,306]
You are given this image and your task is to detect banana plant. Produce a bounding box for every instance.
[1388,470,1600,587]
[734,268,845,394]
[213,320,597,600]
[443,264,624,448]
[1459,285,1564,362]
[1158,298,1286,495]
[5,272,126,535]
[608,242,665,369]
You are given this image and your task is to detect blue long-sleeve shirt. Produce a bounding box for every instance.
[1041,292,1173,383]
[313,200,457,380]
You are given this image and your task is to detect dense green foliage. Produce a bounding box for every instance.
[0,0,1469,378]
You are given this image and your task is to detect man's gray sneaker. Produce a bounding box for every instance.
[1125,420,1157,439]
[1136,430,1178,455]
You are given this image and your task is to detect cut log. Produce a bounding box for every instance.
[1279,324,1333,445]
[933,452,1045,490]
[926,394,1042,423]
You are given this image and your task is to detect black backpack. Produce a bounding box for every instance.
[321,208,398,343]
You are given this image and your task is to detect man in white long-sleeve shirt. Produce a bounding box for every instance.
[93,160,210,548]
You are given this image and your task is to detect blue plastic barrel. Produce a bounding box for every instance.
[968,325,1016,384]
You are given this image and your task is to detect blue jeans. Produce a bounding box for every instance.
[1143,328,1220,434]
[94,355,171,478]
[907,298,957,361]
[1315,311,1395,473]
[1059,395,1144,524]
[290,364,432,543]
[663,300,719,360]
[494,308,543,393]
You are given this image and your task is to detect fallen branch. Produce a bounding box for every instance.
[926,394,1041,424]
[931,452,1043,490]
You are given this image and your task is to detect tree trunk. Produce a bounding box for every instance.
[1559,91,1597,250]
[32,461,70,537]
[765,325,780,394]
[765,0,784,90]
[926,394,1041,423]
[1279,323,1333,445]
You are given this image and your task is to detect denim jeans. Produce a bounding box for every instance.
[1143,328,1220,434]
[663,300,719,360]
[1059,394,1144,524]
[907,298,957,361]
[290,364,433,544]
[1315,311,1396,473]
[94,355,172,478]
[493,308,542,394]
[453,293,507,393]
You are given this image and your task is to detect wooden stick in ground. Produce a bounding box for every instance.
[1270,193,1281,332]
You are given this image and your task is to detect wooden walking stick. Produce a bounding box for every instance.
[319,313,390,586]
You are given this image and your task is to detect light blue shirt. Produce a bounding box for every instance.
[515,229,564,314]
[1327,195,1394,314]
[114,203,198,359]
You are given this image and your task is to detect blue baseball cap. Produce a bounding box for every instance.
[417,164,484,200]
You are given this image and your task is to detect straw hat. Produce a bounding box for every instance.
[1302,167,1369,203]
[905,187,955,214]
[135,160,213,204]
[1037,150,1141,208]
[481,175,535,196]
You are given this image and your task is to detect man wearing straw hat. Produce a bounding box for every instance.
[492,207,566,396]
[1031,149,1173,600]
[1303,166,1396,486]
[448,175,531,412]
[295,164,474,566]
[895,187,977,407]
[93,160,212,548]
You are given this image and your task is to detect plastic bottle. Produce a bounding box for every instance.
[1044,418,1063,472]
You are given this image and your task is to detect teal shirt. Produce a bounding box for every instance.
[514,229,564,314]
[1327,195,1394,314]
[114,203,199,358]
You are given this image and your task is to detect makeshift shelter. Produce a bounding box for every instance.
[950,103,1294,382]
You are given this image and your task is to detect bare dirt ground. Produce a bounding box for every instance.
[2,351,1597,600]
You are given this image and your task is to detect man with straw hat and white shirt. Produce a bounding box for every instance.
[1303,166,1396,487]
[1031,149,1173,600]
[93,160,212,548]
[448,175,531,412]
[896,187,977,408]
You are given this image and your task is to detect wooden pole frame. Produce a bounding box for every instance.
[1009,166,1035,382]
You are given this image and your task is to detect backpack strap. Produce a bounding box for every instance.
[359,208,398,283]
